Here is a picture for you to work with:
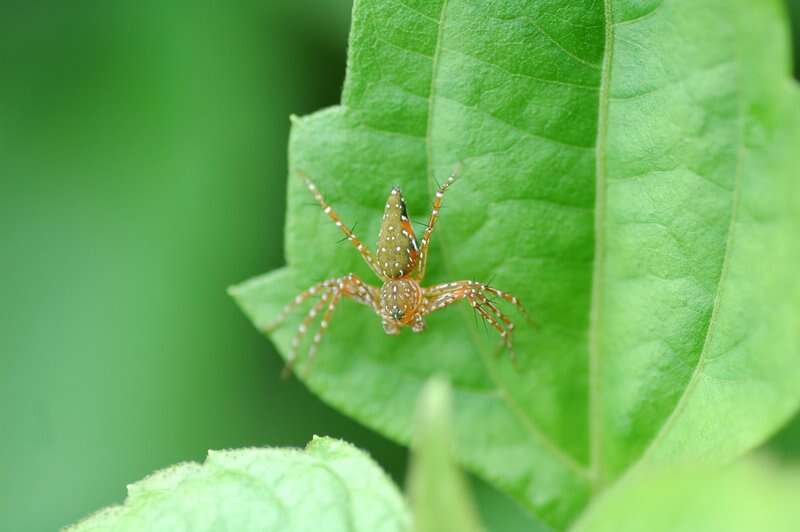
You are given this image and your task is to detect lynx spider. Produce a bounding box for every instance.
[268,166,526,376]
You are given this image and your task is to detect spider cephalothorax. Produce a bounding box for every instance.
[267,167,526,376]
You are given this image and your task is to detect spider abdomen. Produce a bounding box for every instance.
[376,187,419,279]
[380,278,422,325]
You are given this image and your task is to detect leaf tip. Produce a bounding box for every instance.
[414,377,452,445]
[409,378,484,532]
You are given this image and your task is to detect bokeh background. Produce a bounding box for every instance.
[1,2,798,530]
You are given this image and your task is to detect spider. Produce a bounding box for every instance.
[267,166,527,376]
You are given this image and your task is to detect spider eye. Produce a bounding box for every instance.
[391,307,404,321]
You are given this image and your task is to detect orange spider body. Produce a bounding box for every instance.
[268,168,526,376]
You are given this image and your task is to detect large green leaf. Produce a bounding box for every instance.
[232,0,800,527]
[571,460,800,532]
[65,437,410,532]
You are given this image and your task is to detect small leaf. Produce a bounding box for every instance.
[408,378,483,532]
[571,459,800,532]
[66,437,410,532]
[232,0,800,527]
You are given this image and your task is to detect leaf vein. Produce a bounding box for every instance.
[482,12,603,70]
[436,93,595,151]
[635,85,745,465]
[442,46,600,91]
[390,0,439,24]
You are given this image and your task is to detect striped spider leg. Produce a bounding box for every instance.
[422,280,526,362]
[266,273,380,377]
[414,163,460,279]
[299,171,386,280]
[268,165,527,376]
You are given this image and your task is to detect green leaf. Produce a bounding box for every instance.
[408,379,483,532]
[231,0,800,527]
[66,437,410,532]
[571,459,800,532]
[469,477,552,532]
[763,410,800,463]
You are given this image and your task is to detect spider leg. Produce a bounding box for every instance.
[422,279,524,363]
[296,170,385,280]
[283,291,332,378]
[415,164,461,280]
[302,288,343,376]
[265,278,337,332]
[478,294,515,335]
[481,285,528,322]
[469,296,515,358]
[306,274,381,373]
[277,274,381,377]
[341,273,382,315]
[471,292,517,363]
[421,282,465,314]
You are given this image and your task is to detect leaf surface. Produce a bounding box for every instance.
[66,438,410,532]
[232,0,800,527]
[572,460,800,532]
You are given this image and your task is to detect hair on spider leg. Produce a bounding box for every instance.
[478,305,490,337]
[336,221,359,244]
[469,300,491,338]
[480,275,536,331]
[471,301,490,338]
[472,303,489,337]
[485,326,519,370]
[483,295,500,309]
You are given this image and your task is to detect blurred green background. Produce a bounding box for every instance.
[0,1,798,530]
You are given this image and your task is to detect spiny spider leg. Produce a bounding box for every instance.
[424,280,525,317]
[482,285,528,321]
[421,280,525,361]
[284,292,331,377]
[422,283,463,314]
[416,164,460,280]
[341,273,382,314]
[304,288,343,375]
[265,278,337,332]
[296,170,385,280]
[278,273,379,377]
[471,292,517,362]
[470,298,514,356]
[477,294,515,336]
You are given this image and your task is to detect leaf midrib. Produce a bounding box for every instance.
[422,0,747,504]
[347,0,749,523]
[586,0,747,494]
[587,0,614,488]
